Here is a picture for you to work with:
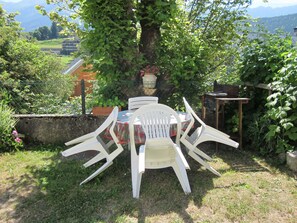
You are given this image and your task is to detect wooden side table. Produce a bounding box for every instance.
[201,92,228,120]
[215,98,250,150]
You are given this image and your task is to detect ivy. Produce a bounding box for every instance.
[40,0,251,105]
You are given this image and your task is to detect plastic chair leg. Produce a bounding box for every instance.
[196,134,239,149]
[188,150,221,176]
[181,139,213,161]
[194,147,213,161]
[131,153,140,198]
[65,132,94,146]
[133,172,143,199]
[80,161,113,185]
[62,139,99,157]
[172,160,191,194]
[83,152,107,168]
[174,145,190,170]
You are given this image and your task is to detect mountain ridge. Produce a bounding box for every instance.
[247,5,297,18]
[255,13,297,35]
[1,0,297,32]
[0,0,54,31]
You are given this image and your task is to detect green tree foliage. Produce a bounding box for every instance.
[158,0,250,105]
[39,0,251,106]
[30,25,51,40]
[239,32,297,155]
[0,102,23,151]
[29,22,63,40]
[50,21,59,39]
[0,6,74,114]
[239,32,292,119]
[240,32,292,85]
[265,51,297,154]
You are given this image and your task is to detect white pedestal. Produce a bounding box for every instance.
[142,74,157,89]
[287,151,297,172]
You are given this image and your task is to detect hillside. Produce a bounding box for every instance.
[255,13,297,35]
[247,5,297,18]
[0,0,54,31]
[1,0,297,34]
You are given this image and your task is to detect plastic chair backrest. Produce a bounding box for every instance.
[128,96,158,110]
[94,106,119,142]
[183,97,206,127]
[129,104,181,146]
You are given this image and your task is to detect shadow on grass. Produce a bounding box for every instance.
[214,142,297,179]
[214,146,271,173]
[5,142,288,223]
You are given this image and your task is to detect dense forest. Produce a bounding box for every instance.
[255,13,297,35]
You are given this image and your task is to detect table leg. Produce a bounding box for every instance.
[216,99,219,152]
[202,106,206,120]
[202,95,206,120]
[238,101,243,149]
[221,104,225,130]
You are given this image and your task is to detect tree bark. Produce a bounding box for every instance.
[139,0,161,64]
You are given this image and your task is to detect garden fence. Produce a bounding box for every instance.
[1,79,87,115]
[2,79,187,115]
[2,78,272,116]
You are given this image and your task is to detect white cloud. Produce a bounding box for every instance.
[251,0,297,8]
[1,0,21,2]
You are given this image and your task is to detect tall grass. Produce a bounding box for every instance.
[0,102,19,151]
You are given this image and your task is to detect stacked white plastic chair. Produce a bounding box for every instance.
[129,103,191,198]
[181,97,239,176]
[128,96,158,110]
[61,106,123,185]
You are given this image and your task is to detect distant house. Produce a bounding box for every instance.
[61,39,80,55]
[63,58,96,96]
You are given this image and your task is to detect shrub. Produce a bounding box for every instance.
[246,113,275,155]
[0,102,23,152]
[239,32,291,85]
[265,51,297,154]
[0,6,74,114]
[239,32,296,155]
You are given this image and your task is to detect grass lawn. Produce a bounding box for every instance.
[59,55,75,68]
[0,144,296,223]
[36,38,76,69]
[37,38,65,49]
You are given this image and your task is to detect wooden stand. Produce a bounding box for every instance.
[143,88,157,96]
[201,92,228,120]
[215,98,250,150]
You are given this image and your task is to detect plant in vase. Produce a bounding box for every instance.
[91,96,126,116]
[140,65,160,89]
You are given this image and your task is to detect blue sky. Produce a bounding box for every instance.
[2,0,297,8]
[251,0,297,8]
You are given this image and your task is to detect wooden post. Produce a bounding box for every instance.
[238,101,243,149]
[81,79,86,115]
[201,95,206,120]
[215,98,249,151]
[215,99,220,152]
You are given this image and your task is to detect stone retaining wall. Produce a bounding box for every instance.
[14,114,106,145]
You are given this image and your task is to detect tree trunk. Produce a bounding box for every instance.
[139,0,161,64]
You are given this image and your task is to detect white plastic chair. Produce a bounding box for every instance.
[128,96,158,110]
[61,106,124,185]
[181,97,239,176]
[129,103,191,198]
